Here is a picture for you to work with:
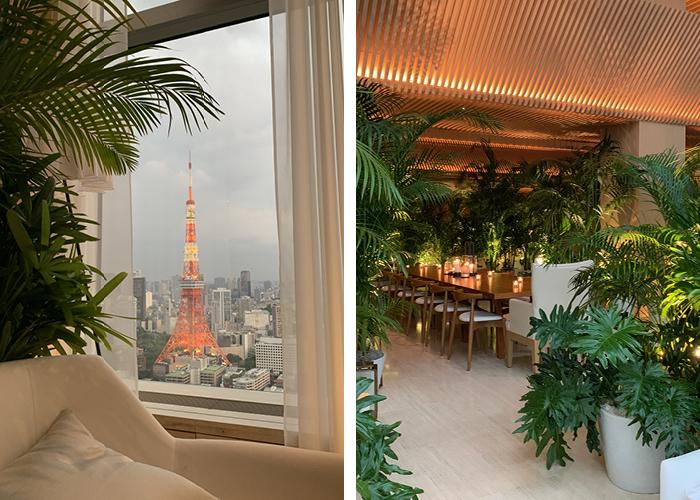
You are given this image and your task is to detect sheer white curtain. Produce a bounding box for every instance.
[66,1,138,392]
[269,0,344,452]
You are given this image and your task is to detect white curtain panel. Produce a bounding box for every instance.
[66,0,138,392]
[269,0,344,452]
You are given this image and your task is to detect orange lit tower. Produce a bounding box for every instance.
[156,159,223,364]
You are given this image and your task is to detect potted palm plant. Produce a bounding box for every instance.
[0,0,221,360]
[515,148,700,494]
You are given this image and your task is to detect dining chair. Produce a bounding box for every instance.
[423,284,463,355]
[397,277,428,332]
[448,290,507,371]
[505,260,592,372]
[415,282,449,346]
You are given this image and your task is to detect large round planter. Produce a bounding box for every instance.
[599,404,666,494]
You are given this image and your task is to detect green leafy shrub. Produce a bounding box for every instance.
[356,378,423,500]
[515,305,700,469]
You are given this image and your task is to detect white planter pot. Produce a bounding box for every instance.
[373,351,385,386]
[599,404,666,494]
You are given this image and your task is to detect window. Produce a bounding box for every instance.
[129,13,283,420]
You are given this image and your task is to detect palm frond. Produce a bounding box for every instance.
[0,0,223,175]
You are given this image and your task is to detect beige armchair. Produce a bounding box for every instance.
[0,355,342,500]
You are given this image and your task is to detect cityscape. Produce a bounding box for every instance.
[133,161,282,392]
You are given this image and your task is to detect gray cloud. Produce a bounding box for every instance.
[132,18,279,284]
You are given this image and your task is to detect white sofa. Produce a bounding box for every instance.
[661,449,700,499]
[0,355,343,500]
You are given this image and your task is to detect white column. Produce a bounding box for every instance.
[609,121,685,225]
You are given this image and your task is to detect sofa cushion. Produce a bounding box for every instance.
[0,409,216,500]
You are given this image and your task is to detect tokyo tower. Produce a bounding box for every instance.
[156,159,224,364]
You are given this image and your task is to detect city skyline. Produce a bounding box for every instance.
[132,18,279,283]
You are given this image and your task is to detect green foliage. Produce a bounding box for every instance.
[355,81,495,497]
[514,350,600,468]
[356,80,495,349]
[0,159,130,360]
[0,1,221,360]
[136,327,169,375]
[0,0,222,175]
[516,304,700,468]
[615,360,700,456]
[571,306,648,369]
[356,378,423,500]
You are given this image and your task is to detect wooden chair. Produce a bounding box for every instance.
[420,284,457,353]
[397,277,428,332]
[448,290,507,371]
[415,282,449,346]
[433,289,471,356]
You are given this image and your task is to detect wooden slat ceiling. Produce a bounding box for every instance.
[357,0,700,171]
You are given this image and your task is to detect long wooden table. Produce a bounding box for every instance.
[407,265,532,359]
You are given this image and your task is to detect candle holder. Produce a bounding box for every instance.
[450,257,463,277]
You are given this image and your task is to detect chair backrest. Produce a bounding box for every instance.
[0,355,175,472]
[531,260,593,318]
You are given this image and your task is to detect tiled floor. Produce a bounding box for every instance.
[378,328,657,499]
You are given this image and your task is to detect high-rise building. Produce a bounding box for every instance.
[255,336,283,372]
[156,160,224,364]
[133,276,146,321]
[263,280,272,290]
[271,303,282,338]
[211,287,232,332]
[240,270,251,297]
[214,277,227,289]
[244,309,270,329]
[237,296,252,323]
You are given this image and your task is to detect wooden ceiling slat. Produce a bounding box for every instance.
[358,0,700,125]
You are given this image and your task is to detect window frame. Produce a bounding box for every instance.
[123,0,284,429]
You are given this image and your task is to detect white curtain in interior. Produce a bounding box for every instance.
[66,0,138,392]
[269,0,344,452]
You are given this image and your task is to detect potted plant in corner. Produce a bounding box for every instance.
[515,148,700,494]
[0,0,221,361]
[515,304,700,493]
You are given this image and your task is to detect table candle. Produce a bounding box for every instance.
[453,258,462,274]
[513,280,518,287]
[475,274,481,281]
[517,276,523,283]
[534,256,544,265]
[487,270,493,277]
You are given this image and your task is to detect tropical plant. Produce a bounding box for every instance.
[356,377,423,500]
[0,0,221,175]
[517,147,700,469]
[355,81,496,498]
[515,305,700,469]
[0,0,222,360]
[356,79,496,354]
[521,137,633,259]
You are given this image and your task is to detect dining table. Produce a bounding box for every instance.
[407,265,532,359]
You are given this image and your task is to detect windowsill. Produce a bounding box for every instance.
[147,406,284,444]
[138,379,284,404]
[138,380,284,438]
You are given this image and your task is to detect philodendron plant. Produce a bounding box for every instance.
[356,377,423,499]
[514,304,700,469]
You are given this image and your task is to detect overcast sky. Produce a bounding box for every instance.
[132,18,279,284]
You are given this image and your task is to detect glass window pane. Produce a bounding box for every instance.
[132,18,281,409]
